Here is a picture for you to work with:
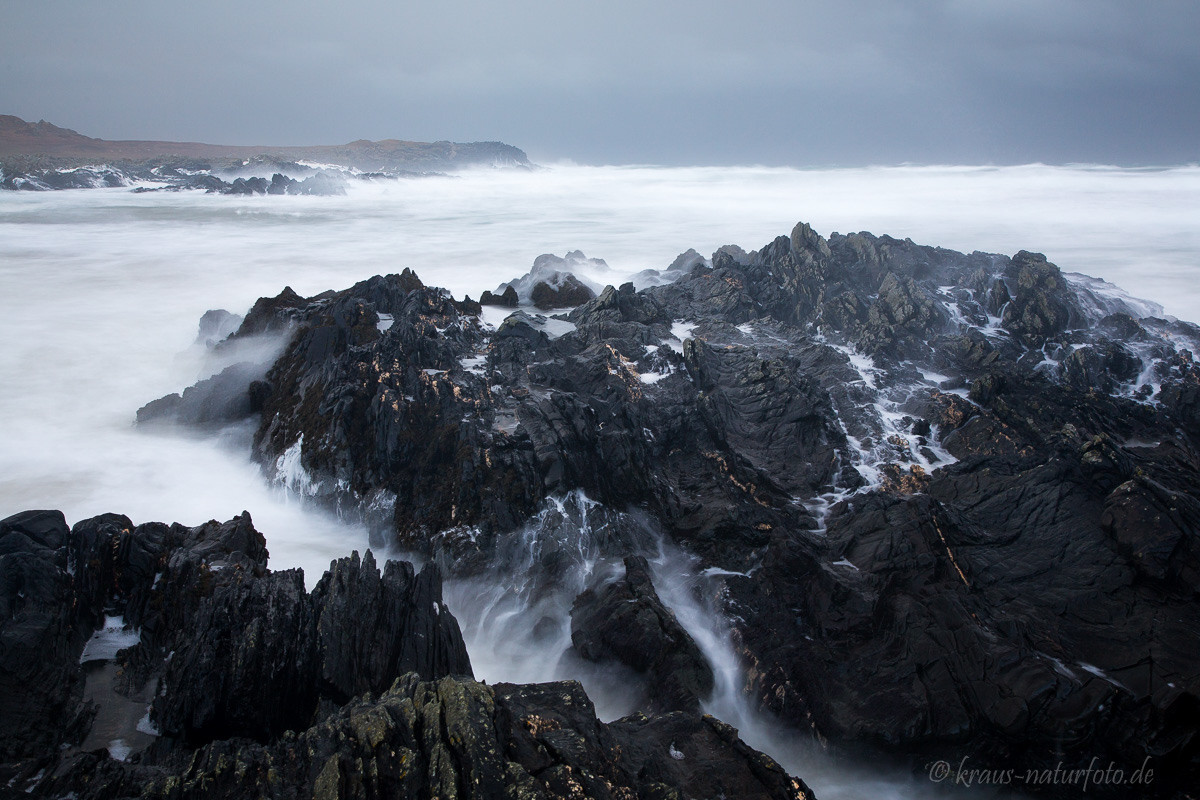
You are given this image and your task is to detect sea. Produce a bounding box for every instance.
[2,162,1198,798]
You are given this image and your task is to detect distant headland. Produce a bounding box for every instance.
[0,114,529,173]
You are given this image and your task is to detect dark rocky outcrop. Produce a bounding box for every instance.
[0,510,88,762]
[152,550,471,744]
[0,510,277,765]
[479,284,519,307]
[571,555,714,714]
[481,251,606,312]
[135,361,267,426]
[43,677,812,800]
[1002,251,1086,345]
[530,272,596,309]
[0,162,352,195]
[141,219,1200,797]
[0,508,812,800]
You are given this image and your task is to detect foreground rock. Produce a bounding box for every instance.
[0,509,813,799]
[0,510,90,762]
[46,677,811,800]
[143,221,1200,796]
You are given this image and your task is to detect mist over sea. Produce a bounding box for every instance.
[3,162,1198,797]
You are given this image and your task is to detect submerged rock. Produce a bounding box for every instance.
[195,309,242,346]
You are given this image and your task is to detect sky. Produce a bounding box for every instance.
[1,0,1197,166]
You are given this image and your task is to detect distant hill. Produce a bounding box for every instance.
[0,115,530,172]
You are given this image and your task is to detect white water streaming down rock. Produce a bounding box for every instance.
[441,492,651,718]
[273,435,320,497]
[441,492,968,798]
[80,615,141,664]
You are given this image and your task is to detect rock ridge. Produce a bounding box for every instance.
[137,219,1200,796]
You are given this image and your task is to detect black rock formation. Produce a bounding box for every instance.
[142,219,1200,797]
[0,510,89,762]
[135,361,268,427]
[479,284,519,307]
[0,508,812,800]
[0,162,355,195]
[151,549,471,744]
[530,273,596,310]
[483,251,606,311]
[43,677,812,800]
[571,555,715,714]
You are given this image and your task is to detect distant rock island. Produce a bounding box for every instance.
[0,114,531,192]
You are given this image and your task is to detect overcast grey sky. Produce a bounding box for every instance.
[2,0,1197,165]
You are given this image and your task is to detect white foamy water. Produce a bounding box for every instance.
[2,163,1196,797]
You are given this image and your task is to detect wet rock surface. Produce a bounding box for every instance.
[0,510,89,762]
[42,676,811,800]
[488,251,608,309]
[130,220,1200,796]
[571,555,714,714]
[0,510,811,799]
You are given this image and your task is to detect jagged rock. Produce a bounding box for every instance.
[311,552,473,700]
[0,510,87,761]
[530,272,596,309]
[861,272,948,358]
[153,567,318,742]
[154,549,471,744]
[4,508,812,800]
[227,176,268,195]
[232,285,309,337]
[267,172,294,194]
[571,281,668,328]
[147,220,1200,796]
[489,251,608,307]
[0,510,275,763]
[44,676,813,800]
[571,555,714,713]
[135,361,265,426]
[1002,251,1085,345]
[480,284,519,306]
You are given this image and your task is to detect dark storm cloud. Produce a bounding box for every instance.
[1,0,1196,164]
